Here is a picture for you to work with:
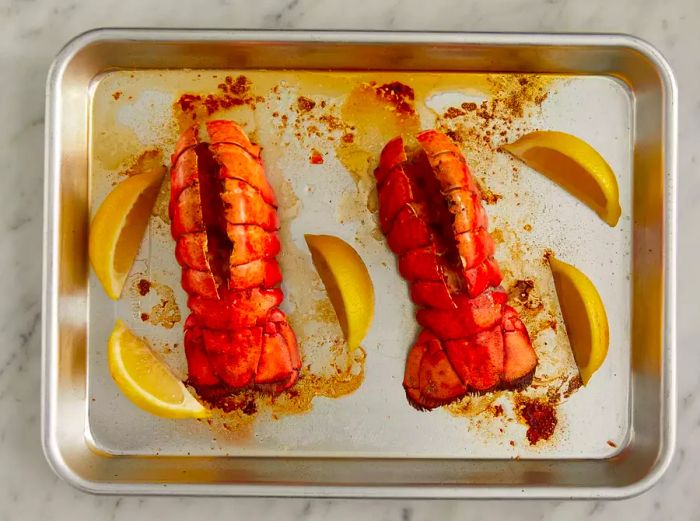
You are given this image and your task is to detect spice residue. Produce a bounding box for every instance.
[137,279,151,296]
[297,96,316,112]
[174,75,256,127]
[480,185,503,205]
[122,149,165,178]
[434,74,552,165]
[444,106,465,119]
[516,397,558,445]
[375,81,416,114]
[310,149,324,164]
[112,91,122,100]
[194,389,259,415]
[136,281,181,329]
[562,374,583,399]
[509,279,543,312]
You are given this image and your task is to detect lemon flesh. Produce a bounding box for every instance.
[305,234,374,350]
[549,256,609,385]
[503,131,621,226]
[108,320,209,419]
[89,170,164,299]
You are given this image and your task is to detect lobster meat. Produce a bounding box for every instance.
[375,130,538,410]
[170,120,300,396]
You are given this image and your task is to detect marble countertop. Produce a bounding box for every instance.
[1,0,697,519]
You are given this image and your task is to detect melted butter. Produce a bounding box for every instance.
[336,82,420,184]
[270,346,366,416]
[200,346,365,430]
[145,281,181,329]
[91,102,144,171]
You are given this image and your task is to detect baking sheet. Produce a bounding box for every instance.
[85,69,631,459]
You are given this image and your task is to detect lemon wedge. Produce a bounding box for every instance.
[108,320,209,419]
[549,256,609,385]
[305,234,374,350]
[89,169,164,299]
[503,131,621,226]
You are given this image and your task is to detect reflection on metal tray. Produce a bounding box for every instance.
[43,29,676,498]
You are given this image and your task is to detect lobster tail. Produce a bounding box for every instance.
[170,120,300,398]
[375,131,538,410]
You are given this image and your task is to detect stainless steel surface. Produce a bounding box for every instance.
[43,29,677,498]
[88,69,615,461]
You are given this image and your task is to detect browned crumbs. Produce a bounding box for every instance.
[444,107,466,119]
[374,81,415,114]
[517,398,558,445]
[297,96,316,112]
[563,374,583,399]
[509,279,543,312]
[137,279,151,296]
[175,75,255,119]
[480,186,503,205]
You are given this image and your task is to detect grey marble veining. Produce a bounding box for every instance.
[1,0,697,519]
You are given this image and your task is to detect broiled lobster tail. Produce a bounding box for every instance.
[375,130,538,410]
[170,120,300,396]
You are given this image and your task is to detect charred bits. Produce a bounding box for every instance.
[194,387,258,415]
[444,107,466,119]
[509,279,543,311]
[480,187,503,205]
[177,94,201,113]
[563,374,583,399]
[176,75,254,119]
[297,96,316,112]
[517,398,557,445]
[374,81,416,114]
[137,279,152,296]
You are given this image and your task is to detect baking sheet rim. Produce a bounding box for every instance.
[41,28,677,498]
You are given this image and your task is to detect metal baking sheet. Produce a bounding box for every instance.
[43,29,676,498]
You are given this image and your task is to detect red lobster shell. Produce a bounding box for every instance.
[170,120,300,395]
[375,130,538,410]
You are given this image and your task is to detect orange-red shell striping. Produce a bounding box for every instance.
[170,120,300,399]
[375,130,538,410]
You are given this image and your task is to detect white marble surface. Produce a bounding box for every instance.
[1,0,697,519]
